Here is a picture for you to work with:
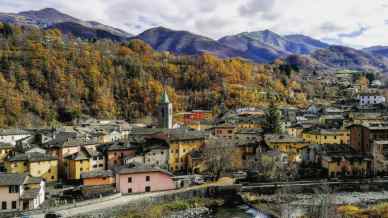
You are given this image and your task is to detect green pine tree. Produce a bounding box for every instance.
[265,102,282,134]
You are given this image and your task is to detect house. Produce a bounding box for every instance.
[164,129,208,173]
[115,162,175,194]
[65,147,105,181]
[319,115,345,129]
[80,170,115,198]
[0,173,45,211]
[302,129,350,145]
[209,123,236,139]
[348,122,388,155]
[103,142,138,169]
[44,132,99,178]
[287,124,304,138]
[233,128,263,141]
[357,93,386,106]
[143,142,169,169]
[4,152,58,183]
[302,144,371,178]
[264,134,307,162]
[0,129,32,146]
[81,170,114,186]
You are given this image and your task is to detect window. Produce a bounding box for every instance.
[80,160,83,164]
[11,201,16,209]
[146,176,150,182]
[51,176,55,180]
[128,188,132,193]
[9,185,19,193]
[99,164,103,167]
[93,165,97,168]
[48,169,51,173]
[1,202,6,210]
[80,168,83,171]
[145,186,151,192]
[128,177,132,183]
[161,151,164,155]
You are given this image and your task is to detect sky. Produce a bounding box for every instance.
[1,0,388,48]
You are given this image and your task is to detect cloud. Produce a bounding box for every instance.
[0,0,388,47]
[319,22,346,33]
[238,0,277,19]
[338,26,369,38]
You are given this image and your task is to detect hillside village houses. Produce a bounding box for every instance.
[0,76,387,213]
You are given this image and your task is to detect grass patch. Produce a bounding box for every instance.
[122,198,223,218]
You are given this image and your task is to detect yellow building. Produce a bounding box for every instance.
[0,143,13,163]
[303,129,350,145]
[65,150,91,181]
[166,129,208,173]
[4,152,58,182]
[264,134,307,162]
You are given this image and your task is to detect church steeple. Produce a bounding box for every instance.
[159,90,173,129]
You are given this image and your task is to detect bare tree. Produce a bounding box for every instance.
[202,137,234,180]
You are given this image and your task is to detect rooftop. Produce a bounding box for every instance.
[7,152,57,162]
[115,162,173,176]
[0,173,26,186]
[81,170,113,179]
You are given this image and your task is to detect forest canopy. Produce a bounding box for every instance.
[0,23,308,127]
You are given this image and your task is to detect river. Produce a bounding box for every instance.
[213,205,271,218]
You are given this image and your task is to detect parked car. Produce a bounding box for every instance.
[45,212,63,218]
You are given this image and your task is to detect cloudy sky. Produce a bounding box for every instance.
[1,0,388,48]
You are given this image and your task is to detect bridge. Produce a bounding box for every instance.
[241,178,388,192]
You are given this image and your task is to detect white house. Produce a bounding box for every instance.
[357,93,386,106]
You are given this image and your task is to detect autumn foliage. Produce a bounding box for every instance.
[0,24,308,127]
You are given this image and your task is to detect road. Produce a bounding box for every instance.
[28,183,221,218]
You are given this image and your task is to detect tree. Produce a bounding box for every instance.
[264,102,282,134]
[202,137,234,180]
[356,76,369,91]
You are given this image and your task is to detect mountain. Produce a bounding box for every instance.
[0,8,132,41]
[363,46,388,58]
[48,22,125,42]
[218,30,329,62]
[283,45,388,73]
[218,33,288,63]
[133,27,244,59]
[284,34,330,51]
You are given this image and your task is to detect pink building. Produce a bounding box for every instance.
[115,163,175,194]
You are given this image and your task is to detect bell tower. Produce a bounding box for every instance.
[159,90,173,129]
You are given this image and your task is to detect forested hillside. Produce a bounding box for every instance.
[0,23,309,127]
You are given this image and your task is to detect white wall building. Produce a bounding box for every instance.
[357,94,386,106]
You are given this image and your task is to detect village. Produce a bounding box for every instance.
[0,69,387,217]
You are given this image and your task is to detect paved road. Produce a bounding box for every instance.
[29,184,214,218]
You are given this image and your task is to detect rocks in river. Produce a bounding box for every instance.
[168,207,211,218]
